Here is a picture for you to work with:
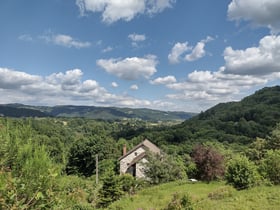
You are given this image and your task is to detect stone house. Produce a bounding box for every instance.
[118,139,160,178]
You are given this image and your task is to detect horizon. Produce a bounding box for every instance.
[2,84,277,114]
[1,0,280,112]
[0,102,196,113]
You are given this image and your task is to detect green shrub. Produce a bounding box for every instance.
[98,172,124,208]
[118,174,136,194]
[259,150,280,185]
[56,175,99,207]
[225,155,260,190]
[144,153,187,185]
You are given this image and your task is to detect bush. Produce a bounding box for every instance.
[191,145,225,182]
[118,174,136,194]
[162,193,193,210]
[225,155,260,190]
[98,172,124,208]
[144,153,186,185]
[55,175,98,208]
[259,150,280,185]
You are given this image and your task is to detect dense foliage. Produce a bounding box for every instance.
[66,135,117,177]
[225,156,260,190]
[260,150,280,185]
[134,86,280,147]
[144,152,186,184]
[0,86,280,208]
[191,145,225,182]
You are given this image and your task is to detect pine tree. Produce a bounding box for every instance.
[98,171,123,207]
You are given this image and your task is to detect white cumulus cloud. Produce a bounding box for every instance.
[102,46,113,53]
[168,36,213,64]
[168,42,191,64]
[0,68,41,89]
[130,84,139,90]
[128,33,146,47]
[228,0,280,33]
[167,71,263,102]
[96,55,158,80]
[128,33,146,42]
[223,35,280,75]
[150,75,177,85]
[146,0,176,14]
[46,69,83,90]
[165,69,268,111]
[0,67,158,108]
[185,36,213,62]
[41,33,91,48]
[76,0,176,23]
[111,82,118,88]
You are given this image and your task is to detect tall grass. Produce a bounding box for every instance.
[108,181,280,210]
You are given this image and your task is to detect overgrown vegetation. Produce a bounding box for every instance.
[0,86,280,209]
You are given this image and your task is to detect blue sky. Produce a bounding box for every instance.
[1,0,280,112]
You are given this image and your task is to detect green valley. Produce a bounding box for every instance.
[0,86,280,209]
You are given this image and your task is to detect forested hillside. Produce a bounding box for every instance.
[131,86,280,148]
[0,105,50,117]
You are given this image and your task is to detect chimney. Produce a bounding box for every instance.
[123,144,127,156]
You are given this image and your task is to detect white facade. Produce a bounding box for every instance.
[119,139,160,179]
[120,147,146,177]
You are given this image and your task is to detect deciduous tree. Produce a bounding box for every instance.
[191,145,225,182]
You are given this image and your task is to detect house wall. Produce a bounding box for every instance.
[120,146,146,176]
[135,158,148,178]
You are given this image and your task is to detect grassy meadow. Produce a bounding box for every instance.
[107,181,280,210]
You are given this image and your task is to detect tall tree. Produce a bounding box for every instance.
[66,135,117,177]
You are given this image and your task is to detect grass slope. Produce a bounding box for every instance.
[108,181,280,210]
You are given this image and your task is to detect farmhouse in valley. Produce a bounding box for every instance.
[118,139,160,178]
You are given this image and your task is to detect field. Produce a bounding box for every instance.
[108,181,280,210]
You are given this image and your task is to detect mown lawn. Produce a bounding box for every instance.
[107,181,280,210]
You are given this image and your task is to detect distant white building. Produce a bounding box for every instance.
[118,139,160,178]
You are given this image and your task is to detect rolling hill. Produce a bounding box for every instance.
[0,104,196,121]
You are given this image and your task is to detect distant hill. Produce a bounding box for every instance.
[0,105,50,118]
[0,104,196,121]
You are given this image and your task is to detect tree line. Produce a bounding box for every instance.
[0,115,279,209]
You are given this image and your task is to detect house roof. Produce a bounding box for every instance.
[118,139,160,161]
